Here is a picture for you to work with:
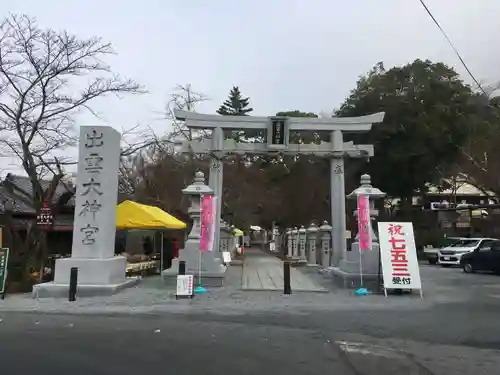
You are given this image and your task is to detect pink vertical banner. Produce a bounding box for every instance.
[357,194,372,251]
[200,195,217,251]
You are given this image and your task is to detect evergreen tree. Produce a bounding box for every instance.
[217,86,253,116]
[336,59,475,217]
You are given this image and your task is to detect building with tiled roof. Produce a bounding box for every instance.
[0,174,76,254]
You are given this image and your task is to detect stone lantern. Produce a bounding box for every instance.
[331,173,386,288]
[162,171,226,286]
[347,173,386,241]
[291,227,299,258]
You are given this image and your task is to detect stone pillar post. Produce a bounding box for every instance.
[306,223,318,265]
[218,220,226,253]
[298,225,307,264]
[292,227,299,258]
[286,229,293,257]
[208,127,224,258]
[162,171,226,286]
[230,227,238,255]
[330,130,347,266]
[274,228,281,253]
[219,220,232,254]
[319,221,333,268]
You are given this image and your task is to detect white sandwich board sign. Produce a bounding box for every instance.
[378,222,423,298]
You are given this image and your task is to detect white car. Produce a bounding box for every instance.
[424,237,465,264]
[439,238,500,267]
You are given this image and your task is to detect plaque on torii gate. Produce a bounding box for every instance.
[175,109,385,266]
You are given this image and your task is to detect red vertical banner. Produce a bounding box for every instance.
[200,195,217,251]
[357,194,372,251]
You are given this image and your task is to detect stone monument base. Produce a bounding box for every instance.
[330,242,383,293]
[32,256,139,298]
[330,266,382,291]
[329,242,383,292]
[162,258,226,287]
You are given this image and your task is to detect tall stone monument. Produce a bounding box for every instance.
[33,126,138,298]
[162,171,226,286]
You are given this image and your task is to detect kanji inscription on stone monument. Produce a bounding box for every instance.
[71,126,122,259]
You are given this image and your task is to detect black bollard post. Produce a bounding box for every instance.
[178,260,186,275]
[283,259,292,295]
[69,267,78,302]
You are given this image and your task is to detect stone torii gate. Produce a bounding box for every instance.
[175,109,385,266]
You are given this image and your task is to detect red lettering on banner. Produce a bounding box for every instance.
[388,223,411,280]
[389,237,406,250]
[391,250,407,262]
[388,224,404,236]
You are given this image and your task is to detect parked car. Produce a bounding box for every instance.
[460,240,500,274]
[424,237,464,264]
[439,238,500,267]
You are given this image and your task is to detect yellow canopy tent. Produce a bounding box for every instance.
[116,200,187,230]
[233,228,244,237]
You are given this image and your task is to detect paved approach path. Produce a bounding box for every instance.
[242,247,327,292]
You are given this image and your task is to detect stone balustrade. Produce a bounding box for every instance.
[281,222,333,268]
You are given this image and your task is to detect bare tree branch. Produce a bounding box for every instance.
[165,84,210,142]
[120,123,175,157]
[0,14,144,206]
[115,84,210,202]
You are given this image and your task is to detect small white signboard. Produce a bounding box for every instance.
[222,251,232,265]
[378,222,423,298]
[176,275,194,297]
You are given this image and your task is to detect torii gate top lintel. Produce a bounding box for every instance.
[174,109,385,132]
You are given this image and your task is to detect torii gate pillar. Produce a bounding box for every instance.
[330,130,347,266]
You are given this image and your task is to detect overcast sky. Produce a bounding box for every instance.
[4,0,500,175]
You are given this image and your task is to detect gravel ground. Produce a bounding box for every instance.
[1,261,498,313]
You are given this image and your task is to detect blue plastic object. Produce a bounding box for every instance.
[355,287,369,296]
[194,286,207,294]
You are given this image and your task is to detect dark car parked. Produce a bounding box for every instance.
[460,239,500,274]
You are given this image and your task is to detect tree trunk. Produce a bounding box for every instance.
[400,196,414,220]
